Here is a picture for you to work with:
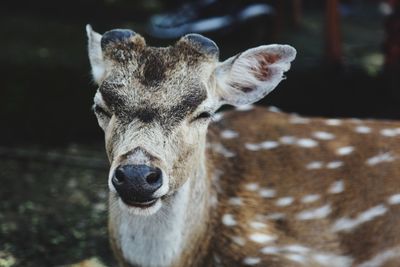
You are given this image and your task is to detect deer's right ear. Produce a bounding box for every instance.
[212,45,296,106]
[86,25,106,85]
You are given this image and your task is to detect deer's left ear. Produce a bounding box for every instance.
[213,45,296,106]
[86,24,106,85]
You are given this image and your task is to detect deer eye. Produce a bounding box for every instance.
[193,111,212,122]
[93,104,111,117]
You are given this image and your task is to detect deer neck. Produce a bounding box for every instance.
[110,150,214,267]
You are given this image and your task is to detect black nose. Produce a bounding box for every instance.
[112,164,162,203]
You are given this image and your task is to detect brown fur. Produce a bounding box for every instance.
[254,54,281,81]
[205,107,400,266]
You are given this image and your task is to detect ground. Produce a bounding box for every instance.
[0,146,116,266]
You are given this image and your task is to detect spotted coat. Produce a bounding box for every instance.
[206,107,400,267]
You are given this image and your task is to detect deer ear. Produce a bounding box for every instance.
[86,24,106,85]
[213,45,296,106]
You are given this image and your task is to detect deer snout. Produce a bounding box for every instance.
[112,164,163,205]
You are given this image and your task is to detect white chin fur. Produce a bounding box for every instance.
[118,198,163,216]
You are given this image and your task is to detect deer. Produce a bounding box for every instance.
[86,24,400,267]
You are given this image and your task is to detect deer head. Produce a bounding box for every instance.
[86,25,296,216]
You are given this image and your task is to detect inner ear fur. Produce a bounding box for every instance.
[214,44,296,106]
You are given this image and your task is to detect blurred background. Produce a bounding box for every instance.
[1,0,399,266]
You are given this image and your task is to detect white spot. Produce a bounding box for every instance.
[296,204,332,220]
[359,205,388,221]
[236,104,254,111]
[301,194,321,203]
[279,136,296,145]
[261,244,353,267]
[381,129,396,137]
[260,246,280,255]
[313,131,335,140]
[336,146,354,156]
[325,119,342,126]
[264,244,353,267]
[355,125,372,134]
[249,233,276,244]
[357,246,400,267]
[289,116,310,124]
[220,129,239,139]
[326,161,343,169]
[297,138,318,148]
[260,141,279,149]
[387,193,400,205]
[245,183,259,191]
[243,257,261,265]
[228,197,242,206]
[286,254,306,264]
[276,197,294,207]
[245,141,279,150]
[211,143,236,157]
[313,254,331,265]
[380,128,400,137]
[231,236,246,246]
[306,161,323,170]
[332,204,388,232]
[259,188,276,198]
[366,152,396,166]
[222,214,237,226]
[312,253,353,267]
[284,244,310,254]
[268,106,281,113]
[328,180,345,194]
[249,221,267,230]
[245,143,261,151]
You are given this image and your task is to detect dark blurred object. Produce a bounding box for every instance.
[325,0,342,67]
[146,0,273,38]
[383,0,400,99]
[383,0,400,67]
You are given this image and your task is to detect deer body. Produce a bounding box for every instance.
[86,26,400,267]
[205,107,400,267]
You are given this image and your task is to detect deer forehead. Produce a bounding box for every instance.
[98,48,217,128]
[108,45,214,84]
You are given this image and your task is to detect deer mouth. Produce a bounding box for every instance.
[122,198,159,209]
